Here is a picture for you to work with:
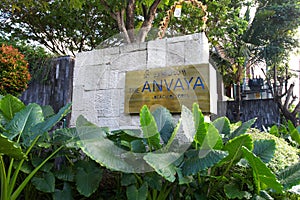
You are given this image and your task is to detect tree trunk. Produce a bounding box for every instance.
[126,0,136,42]
[234,65,243,121]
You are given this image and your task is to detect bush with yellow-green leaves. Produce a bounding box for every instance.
[249,128,299,172]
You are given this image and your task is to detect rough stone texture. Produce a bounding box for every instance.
[71,33,214,129]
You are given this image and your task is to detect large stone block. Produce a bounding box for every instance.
[75,49,104,67]
[120,42,147,53]
[94,89,121,117]
[110,50,147,71]
[71,85,85,111]
[83,65,107,91]
[147,39,167,68]
[97,117,119,129]
[166,41,185,66]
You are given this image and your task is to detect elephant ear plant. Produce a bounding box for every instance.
[0,94,71,200]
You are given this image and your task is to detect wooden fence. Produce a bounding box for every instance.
[226,99,280,130]
[20,56,74,125]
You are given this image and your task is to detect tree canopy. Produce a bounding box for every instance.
[0,0,119,56]
[0,0,251,56]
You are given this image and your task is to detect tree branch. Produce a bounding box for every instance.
[99,0,118,20]
[116,9,131,43]
[292,101,300,116]
[142,4,147,19]
[138,0,162,42]
[283,83,294,110]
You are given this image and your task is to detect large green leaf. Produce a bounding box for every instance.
[52,127,78,147]
[53,182,73,200]
[130,139,146,153]
[126,183,148,200]
[31,172,55,193]
[224,183,251,199]
[227,118,256,141]
[181,105,196,143]
[182,150,228,176]
[0,133,26,159]
[31,157,54,172]
[242,147,283,193]
[54,166,75,182]
[277,162,300,190]
[193,103,208,147]
[41,105,55,118]
[0,94,25,121]
[253,139,275,163]
[30,103,72,139]
[288,121,300,145]
[75,160,102,197]
[5,103,44,141]
[152,106,175,144]
[176,168,193,185]
[212,117,231,136]
[121,173,137,186]
[76,116,152,173]
[221,134,253,164]
[204,123,223,150]
[144,152,180,182]
[140,105,161,150]
[164,117,181,151]
[144,173,162,190]
[291,128,300,145]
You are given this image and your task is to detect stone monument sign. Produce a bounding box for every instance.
[71,33,218,129]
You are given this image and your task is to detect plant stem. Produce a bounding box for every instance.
[8,136,40,197]
[0,156,8,200]
[6,158,14,189]
[11,145,64,200]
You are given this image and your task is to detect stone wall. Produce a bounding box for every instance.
[71,33,215,130]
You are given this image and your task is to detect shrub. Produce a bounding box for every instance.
[0,44,31,96]
[248,128,299,172]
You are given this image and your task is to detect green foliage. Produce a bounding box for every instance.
[253,139,276,163]
[140,106,161,150]
[224,183,251,199]
[182,150,228,176]
[242,147,283,193]
[126,183,148,200]
[0,0,118,56]
[0,94,71,200]
[70,103,296,199]
[75,160,103,197]
[277,162,300,190]
[250,129,299,172]
[0,44,31,96]
[288,120,300,146]
[244,0,300,66]
[0,38,54,82]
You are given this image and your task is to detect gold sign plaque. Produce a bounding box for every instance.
[124,64,210,113]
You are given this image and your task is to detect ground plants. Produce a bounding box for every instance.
[0,94,70,200]
[71,103,300,199]
[2,94,298,199]
[0,95,104,199]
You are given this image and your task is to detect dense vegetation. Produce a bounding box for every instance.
[0,95,299,199]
